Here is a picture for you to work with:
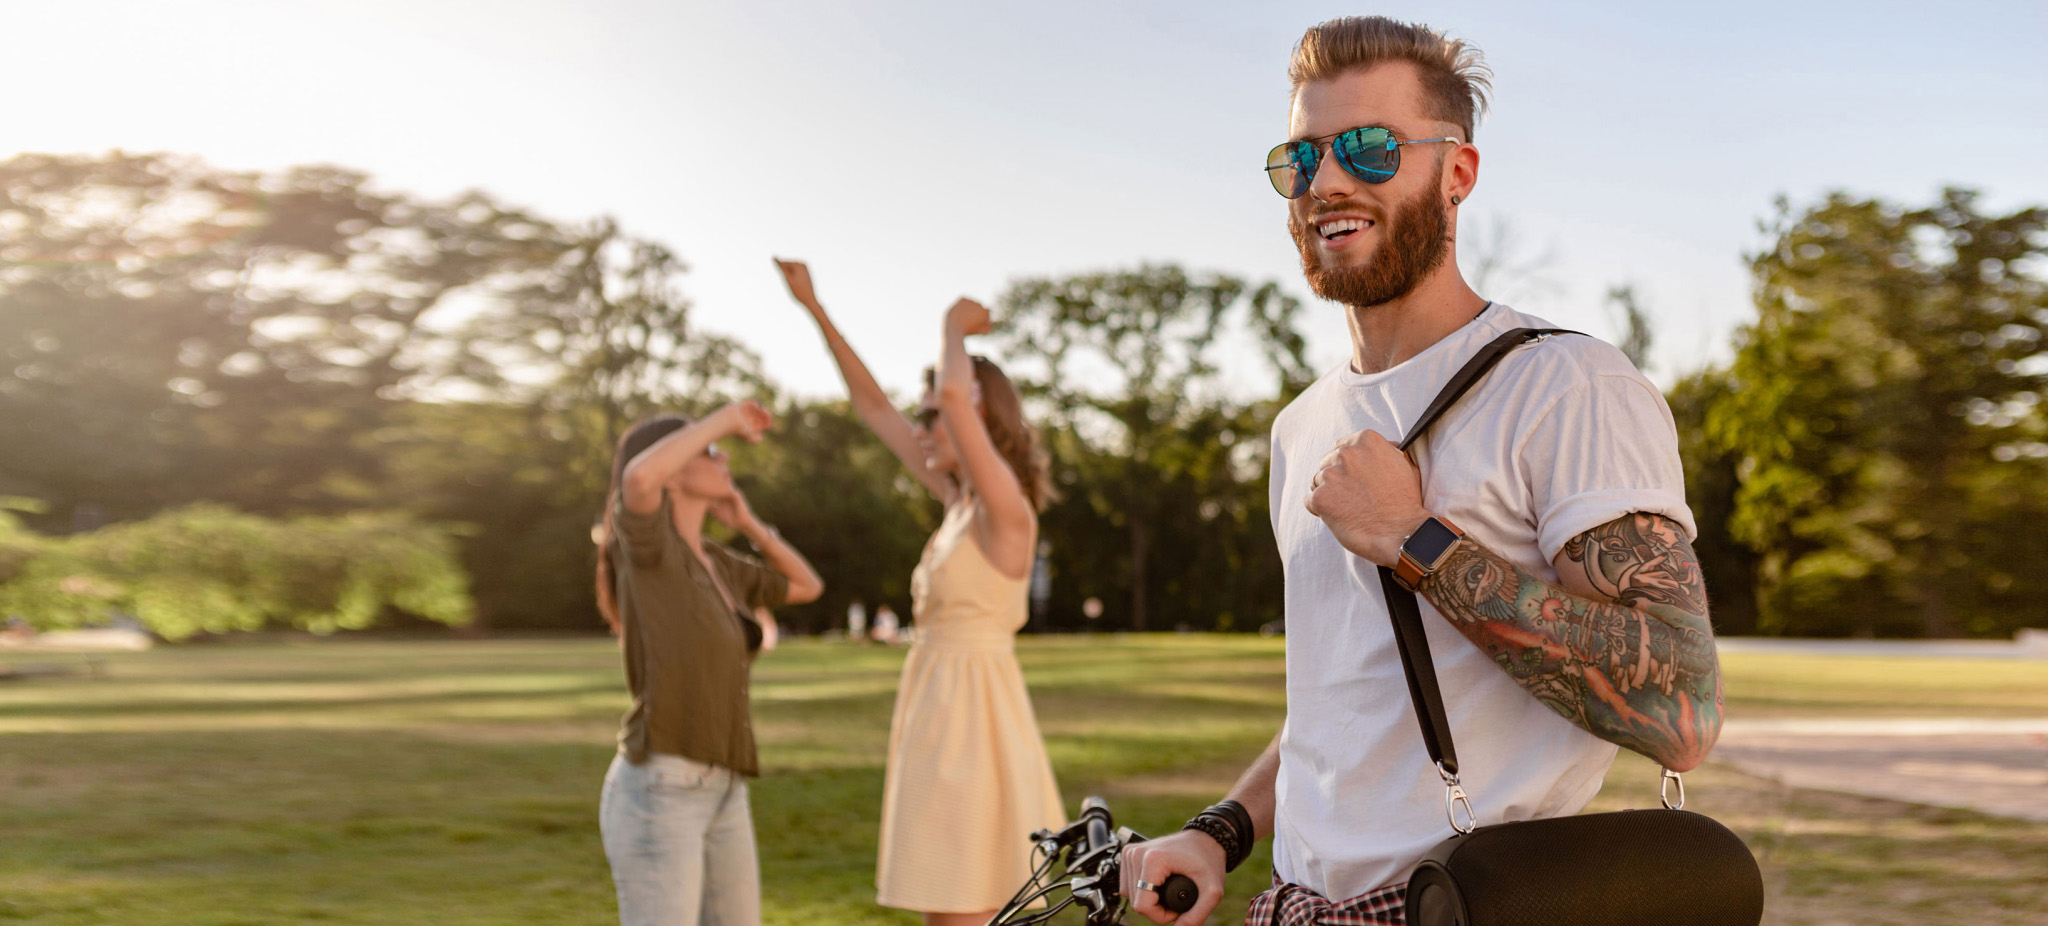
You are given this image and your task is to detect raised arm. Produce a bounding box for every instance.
[622,401,771,514]
[1306,430,1723,772]
[775,258,955,503]
[936,298,1036,579]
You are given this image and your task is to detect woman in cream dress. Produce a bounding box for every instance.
[778,259,1065,925]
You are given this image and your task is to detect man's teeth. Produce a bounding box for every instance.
[1318,218,1369,238]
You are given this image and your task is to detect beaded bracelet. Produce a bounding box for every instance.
[1211,799,1255,850]
[1182,799,1255,872]
[1181,814,1244,872]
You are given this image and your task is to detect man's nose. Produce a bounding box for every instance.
[1306,146,1361,201]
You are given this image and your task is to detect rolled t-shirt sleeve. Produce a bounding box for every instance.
[612,492,671,567]
[1519,373,1697,564]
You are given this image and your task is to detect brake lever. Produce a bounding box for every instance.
[1067,864,1127,925]
[1067,881,1114,926]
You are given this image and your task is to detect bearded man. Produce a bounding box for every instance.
[1121,16,1723,926]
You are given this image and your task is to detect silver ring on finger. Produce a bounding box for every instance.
[1134,879,1156,894]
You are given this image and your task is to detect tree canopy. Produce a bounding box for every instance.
[995,265,1309,632]
[4,152,2043,640]
[1702,189,2047,637]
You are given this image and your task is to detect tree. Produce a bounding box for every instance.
[367,227,770,630]
[0,152,579,526]
[994,265,1311,631]
[0,504,470,639]
[0,152,779,632]
[448,216,767,444]
[1710,189,2047,637]
[1461,213,1561,308]
[1606,284,1655,372]
[1665,369,1759,634]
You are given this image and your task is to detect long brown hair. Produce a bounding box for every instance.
[594,413,692,634]
[926,356,1053,512]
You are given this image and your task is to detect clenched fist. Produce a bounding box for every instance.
[1304,429,1430,567]
[720,400,775,443]
[1120,830,1225,926]
[774,258,821,310]
[945,297,992,337]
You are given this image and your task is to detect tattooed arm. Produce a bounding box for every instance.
[1421,513,1723,771]
[1305,429,1724,772]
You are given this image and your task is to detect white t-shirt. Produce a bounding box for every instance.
[1267,303,1696,900]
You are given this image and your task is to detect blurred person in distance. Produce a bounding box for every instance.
[778,259,1066,926]
[592,400,824,926]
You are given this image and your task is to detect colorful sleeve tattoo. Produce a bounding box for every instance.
[1419,512,1723,771]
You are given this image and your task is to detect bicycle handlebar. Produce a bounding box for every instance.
[1080,796,1115,863]
[997,796,1198,923]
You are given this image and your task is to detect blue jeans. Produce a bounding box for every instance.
[600,752,761,926]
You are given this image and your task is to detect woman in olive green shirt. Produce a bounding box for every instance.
[594,400,823,926]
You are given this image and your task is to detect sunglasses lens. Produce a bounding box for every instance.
[1334,127,1398,184]
[1266,141,1316,199]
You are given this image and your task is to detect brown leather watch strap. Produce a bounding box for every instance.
[1393,551,1430,591]
[1392,516,1467,592]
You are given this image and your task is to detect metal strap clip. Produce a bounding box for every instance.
[1660,768,1686,810]
[1437,761,1477,834]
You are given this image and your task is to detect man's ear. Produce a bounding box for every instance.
[1445,142,1480,206]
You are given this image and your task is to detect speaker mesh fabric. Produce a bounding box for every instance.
[1409,809,1764,926]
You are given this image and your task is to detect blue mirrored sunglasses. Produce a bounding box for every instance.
[1264,126,1460,199]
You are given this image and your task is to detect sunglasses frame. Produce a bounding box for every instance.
[1264,126,1462,199]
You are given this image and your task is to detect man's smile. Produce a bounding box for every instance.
[1318,217,1373,240]
[1309,211,1379,253]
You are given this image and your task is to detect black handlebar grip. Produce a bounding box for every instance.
[1078,796,1114,857]
[1157,874,1199,914]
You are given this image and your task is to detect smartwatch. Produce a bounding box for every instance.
[1392,515,1467,592]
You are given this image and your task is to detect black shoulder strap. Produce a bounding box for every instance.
[1375,327,1581,776]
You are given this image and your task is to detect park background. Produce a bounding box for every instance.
[2,1,2045,924]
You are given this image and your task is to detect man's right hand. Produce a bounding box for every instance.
[1121,829,1228,926]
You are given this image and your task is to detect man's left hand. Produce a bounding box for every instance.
[1305,429,1431,567]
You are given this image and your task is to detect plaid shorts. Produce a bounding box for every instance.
[1242,877,1407,926]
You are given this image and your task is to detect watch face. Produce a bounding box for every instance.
[1404,518,1462,567]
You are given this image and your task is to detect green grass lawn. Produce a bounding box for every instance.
[1,636,2043,925]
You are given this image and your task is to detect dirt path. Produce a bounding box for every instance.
[1716,718,2048,823]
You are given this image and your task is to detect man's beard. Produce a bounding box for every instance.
[1289,164,1452,309]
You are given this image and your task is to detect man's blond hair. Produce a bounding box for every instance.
[1288,17,1493,142]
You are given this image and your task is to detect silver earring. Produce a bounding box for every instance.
[1451,195,1462,205]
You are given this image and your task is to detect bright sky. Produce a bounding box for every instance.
[9,0,2045,398]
